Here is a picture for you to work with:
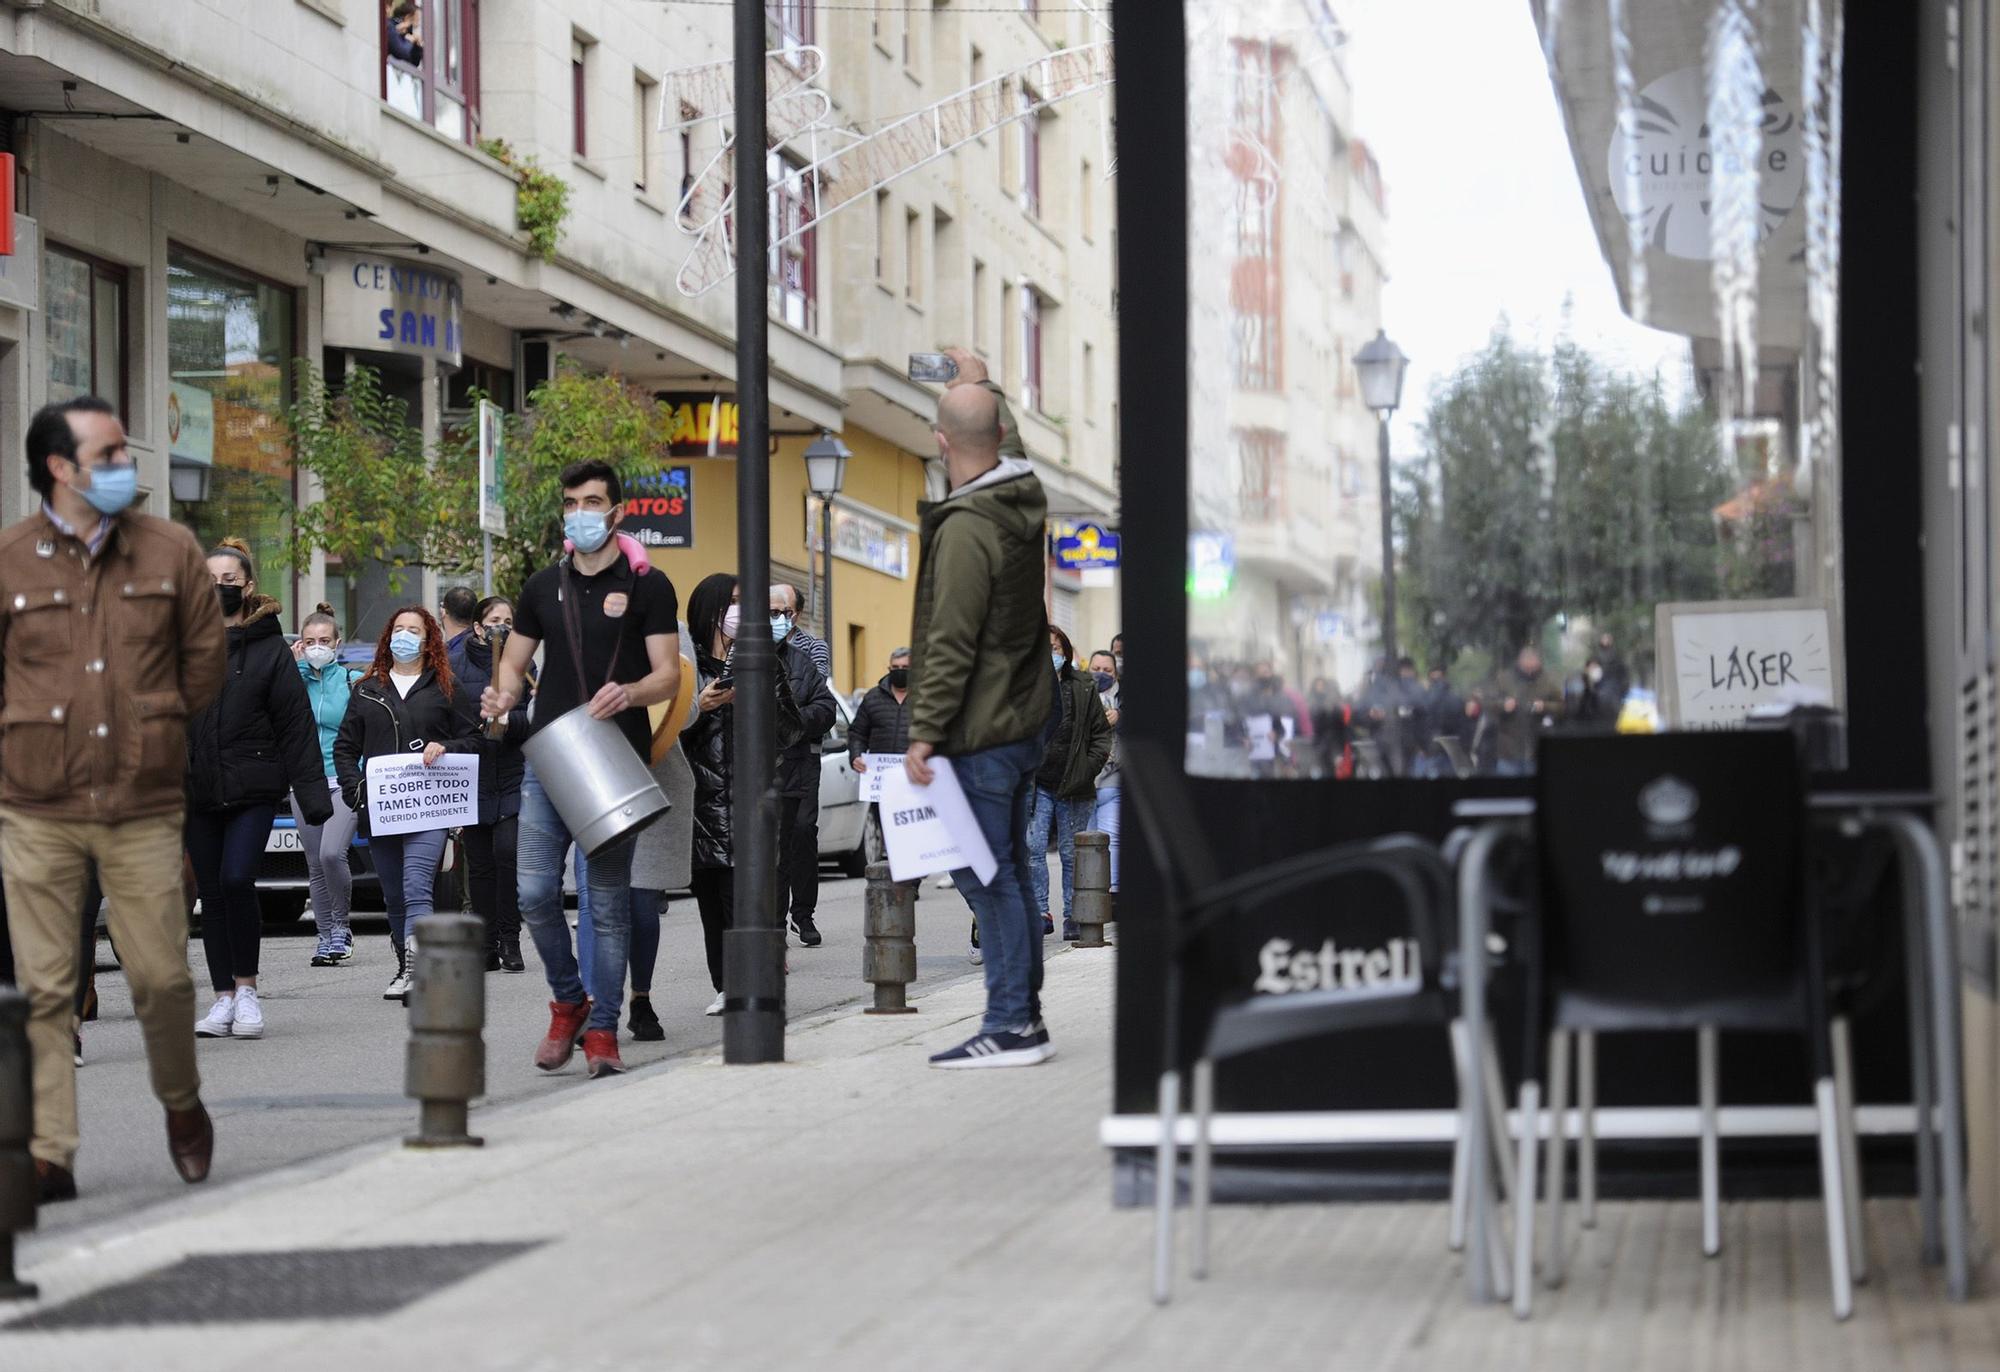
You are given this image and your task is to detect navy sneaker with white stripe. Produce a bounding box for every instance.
[928,1025,1055,1069]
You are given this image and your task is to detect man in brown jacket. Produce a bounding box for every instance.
[2,397,225,1201]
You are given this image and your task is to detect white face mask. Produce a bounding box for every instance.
[303,645,338,670]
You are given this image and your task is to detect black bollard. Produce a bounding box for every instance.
[1073,831,1113,948]
[405,914,487,1148]
[0,990,38,1299]
[862,863,918,1015]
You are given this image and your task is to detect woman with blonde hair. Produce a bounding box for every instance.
[186,538,330,1040]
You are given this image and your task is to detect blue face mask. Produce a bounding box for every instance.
[565,510,612,554]
[1051,652,1066,672]
[78,462,137,516]
[1092,671,1117,693]
[389,630,423,663]
[1188,668,1208,692]
[770,614,793,642]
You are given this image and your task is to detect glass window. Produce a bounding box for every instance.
[44,245,127,419]
[767,0,813,49]
[382,0,480,145]
[167,248,296,619]
[769,150,818,334]
[1184,0,1848,781]
[1021,287,1043,414]
[1019,84,1042,217]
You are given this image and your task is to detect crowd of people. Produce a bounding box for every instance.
[0,348,1107,1200]
[1189,635,1637,780]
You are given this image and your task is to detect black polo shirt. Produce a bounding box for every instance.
[515,557,679,759]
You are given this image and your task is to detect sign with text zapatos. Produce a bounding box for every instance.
[365,753,479,834]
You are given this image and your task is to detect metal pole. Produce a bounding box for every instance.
[482,531,494,597]
[1376,412,1398,669]
[821,497,835,688]
[0,989,39,1300]
[726,0,784,1064]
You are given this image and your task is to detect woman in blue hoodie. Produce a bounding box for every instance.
[293,603,362,967]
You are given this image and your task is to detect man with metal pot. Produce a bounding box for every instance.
[481,460,682,1080]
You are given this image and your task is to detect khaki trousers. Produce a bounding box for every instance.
[0,808,200,1168]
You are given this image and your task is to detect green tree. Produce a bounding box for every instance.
[284,361,438,594]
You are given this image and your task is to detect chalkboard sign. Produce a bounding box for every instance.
[1655,598,1843,729]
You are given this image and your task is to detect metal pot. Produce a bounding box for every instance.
[521,705,670,856]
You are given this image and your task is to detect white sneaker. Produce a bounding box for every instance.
[969,941,984,966]
[384,945,411,1001]
[195,993,235,1038]
[704,991,726,1016]
[231,986,265,1039]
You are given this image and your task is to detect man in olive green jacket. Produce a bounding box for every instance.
[905,365,1056,1070]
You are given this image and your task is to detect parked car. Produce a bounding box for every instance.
[818,691,881,877]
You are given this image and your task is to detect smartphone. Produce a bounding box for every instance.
[909,352,959,383]
[712,675,735,691]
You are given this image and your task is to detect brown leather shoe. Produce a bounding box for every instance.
[165,1102,213,1184]
[34,1158,77,1204]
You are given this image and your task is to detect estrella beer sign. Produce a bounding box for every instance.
[623,465,694,549]
[658,392,740,458]
[1049,519,1121,571]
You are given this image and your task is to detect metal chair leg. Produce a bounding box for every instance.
[1448,1019,1473,1253]
[1153,1069,1180,1305]
[1699,1025,1721,1258]
[1512,1080,1542,1320]
[1191,1058,1215,1280]
[1482,1035,1513,1202]
[1578,1029,1598,1229]
[1543,1030,1571,1288]
[1830,1016,1868,1283]
[1816,1076,1856,1321]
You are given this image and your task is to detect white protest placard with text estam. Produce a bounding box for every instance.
[877,757,997,884]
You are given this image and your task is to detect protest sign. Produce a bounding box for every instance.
[365,752,480,835]
[857,753,904,803]
[878,757,996,884]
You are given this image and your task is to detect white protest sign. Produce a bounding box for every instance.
[857,753,903,803]
[878,757,997,884]
[1246,713,1276,762]
[365,752,480,834]
[1655,598,1841,729]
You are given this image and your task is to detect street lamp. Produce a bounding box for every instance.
[1353,328,1409,672]
[803,429,852,683]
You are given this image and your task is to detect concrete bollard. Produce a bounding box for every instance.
[404,914,487,1149]
[0,990,37,1299]
[1074,831,1113,948]
[862,862,918,1015]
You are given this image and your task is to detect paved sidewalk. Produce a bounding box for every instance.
[5,945,1998,1371]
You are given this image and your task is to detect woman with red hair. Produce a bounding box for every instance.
[332,607,480,1001]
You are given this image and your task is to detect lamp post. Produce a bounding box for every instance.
[803,430,852,683]
[1353,328,1409,671]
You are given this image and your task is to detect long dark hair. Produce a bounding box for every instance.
[687,572,737,659]
[363,606,457,699]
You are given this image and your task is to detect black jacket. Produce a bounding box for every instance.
[331,668,482,834]
[777,636,837,800]
[683,652,806,869]
[1034,665,1113,800]
[185,601,331,821]
[848,675,912,760]
[448,634,529,824]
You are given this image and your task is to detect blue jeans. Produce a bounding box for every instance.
[1091,784,1120,892]
[573,850,663,999]
[518,767,637,1032]
[1027,788,1092,919]
[370,827,447,950]
[949,737,1044,1034]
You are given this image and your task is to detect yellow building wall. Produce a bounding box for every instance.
[644,426,929,698]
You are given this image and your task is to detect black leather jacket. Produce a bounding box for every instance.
[682,651,805,869]
[185,601,331,821]
[448,634,529,824]
[776,636,836,799]
[331,669,481,834]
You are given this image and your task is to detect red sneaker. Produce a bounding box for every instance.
[534,1000,591,1071]
[583,1029,626,1078]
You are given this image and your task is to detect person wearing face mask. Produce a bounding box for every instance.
[849,645,916,912]
[679,574,805,1012]
[770,586,838,949]
[1026,627,1113,942]
[1,397,227,1202]
[449,595,531,973]
[291,604,363,966]
[1086,649,1123,911]
[481,460,684,1078]
[184,539,331,1042]
[334,607,481,1002]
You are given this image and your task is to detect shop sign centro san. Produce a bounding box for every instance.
[321,250,463,367]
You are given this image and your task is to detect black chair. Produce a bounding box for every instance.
[1123,738,1513,1304]
[1495,731,1854,1319]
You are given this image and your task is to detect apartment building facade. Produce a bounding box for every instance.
[0,0,1119,692]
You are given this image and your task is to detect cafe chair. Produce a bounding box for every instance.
[1123,739,1513,1306]
[1503,731,1855,1320]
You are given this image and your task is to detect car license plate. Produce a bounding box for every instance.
[265,829,303,854]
